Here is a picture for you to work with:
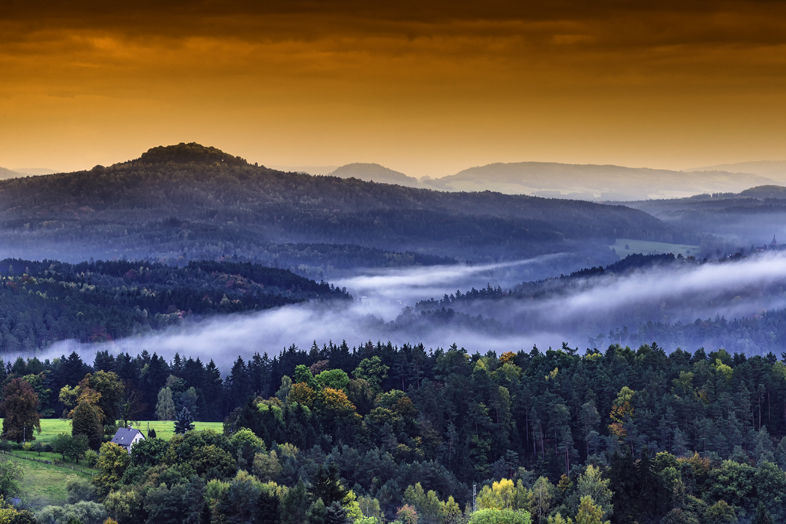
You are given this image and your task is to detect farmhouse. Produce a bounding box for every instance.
[110,427,145,453]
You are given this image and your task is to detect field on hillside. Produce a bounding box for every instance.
[1,419,224,509]
[611,238,700,258]
[0,419,224,445]
[1,453,92,509]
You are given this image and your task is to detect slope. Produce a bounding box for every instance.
[624,185,786,245]
[0,143,678,267]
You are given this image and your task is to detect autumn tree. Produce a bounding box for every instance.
[575,496,609,524]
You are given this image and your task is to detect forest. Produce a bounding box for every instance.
[405,251,786,355]
[1,341,785,522]
[0,259,346,351]
[0,143,680,269]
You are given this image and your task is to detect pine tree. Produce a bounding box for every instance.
[174,406,195,434]
[753,502,774,524]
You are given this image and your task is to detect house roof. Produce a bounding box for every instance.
[111,427,145,447]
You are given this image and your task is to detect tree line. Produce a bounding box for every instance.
[2,341,786,521]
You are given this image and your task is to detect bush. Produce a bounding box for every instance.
[468,509,532,524]
[84,449,99,467]
[36,501,107,524]
[66,478,98,503]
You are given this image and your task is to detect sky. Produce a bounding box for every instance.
[2,1,786,176]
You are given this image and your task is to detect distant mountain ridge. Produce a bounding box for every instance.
[422,161,774,201]
[0,167,23,180]
[329,163,420,187]
[689,161,786,180]
[0,143,679,268]
[624,184,786,245]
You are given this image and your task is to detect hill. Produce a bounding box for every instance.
[329,162,420,187]
[624,185,786,245]
[401,251,786,354]
[12,167,57,176]
[0,166,23,180]
[689,160,786,181]
[422,161,773,200]
[0,143,679,271]
[0,258,346,351]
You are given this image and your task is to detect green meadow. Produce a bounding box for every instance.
[0,418,223,509]
[0,418,223,445]
[1,453,93,509]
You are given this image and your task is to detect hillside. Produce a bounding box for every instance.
[0,258,346,351]
[423,161,773,200]
[0,143,679,269]
[403,251,786,354]
[624,185,786,245]
[329,162,420,187]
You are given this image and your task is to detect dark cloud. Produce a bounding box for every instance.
[2,0,786,174]
[5,0,786,47]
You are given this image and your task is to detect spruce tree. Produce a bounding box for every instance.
[174,406,195,434]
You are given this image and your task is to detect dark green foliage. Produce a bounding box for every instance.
[754,502,774,524]
[0,258,346,352]
[174,407,195,434]
[143,479,203,524]
[72,401,103,450]
[324,501,347,524]
[311,464,347,508]
[257,489,280,524]
[129,437,169,467]
[0,378,40,443]
[11,340,786,521]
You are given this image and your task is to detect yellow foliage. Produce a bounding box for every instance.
[289,382,316,406]
[321,387,358,416]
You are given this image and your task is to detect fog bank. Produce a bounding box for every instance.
[28,252,786,366]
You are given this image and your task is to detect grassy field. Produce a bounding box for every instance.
[0,418,224,509]
[0,418,224,445]
[611,238,700,258]
[2,453,92,509]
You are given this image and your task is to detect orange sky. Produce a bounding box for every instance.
[2,0,786,176]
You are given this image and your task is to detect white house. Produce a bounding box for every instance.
[110,427,145,453]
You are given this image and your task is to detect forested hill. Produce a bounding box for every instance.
[623,185,786,246]
[0,259,347,351]
[405,251,786,354]
[0,143,679,265]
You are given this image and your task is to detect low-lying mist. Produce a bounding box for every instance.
[32,251,786,366]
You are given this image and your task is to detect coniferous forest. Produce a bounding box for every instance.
[2,340,786,522]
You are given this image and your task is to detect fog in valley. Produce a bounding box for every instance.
[22,251,786,367]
